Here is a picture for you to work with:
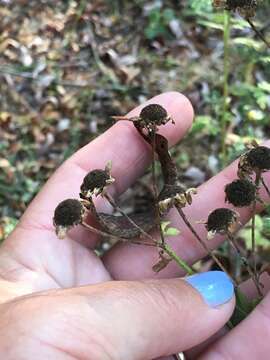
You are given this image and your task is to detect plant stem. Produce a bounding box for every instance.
[103,191,193,274]
[246,18,270,49]
[227,233,263,297]
[82,221,154,247]
[261,176,270,198]
[221,10,231,166]
[103,193,155,243]
[176,206,238,286]
[251,171,261,284]
[162,243,194,275]
[150,131,166,246]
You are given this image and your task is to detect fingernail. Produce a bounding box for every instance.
[185,271,234,307]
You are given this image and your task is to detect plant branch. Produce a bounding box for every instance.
[175,206,237,286]
[103,192,156,243]
[82,221,154,247]
[221,10,231,166]
[103,191,193,274]
[246,18,270,49]
[150,132,166,246]
[251,171,261,284]
[161,242,194,275]
[261,176,270,198]
[227,233,263,297]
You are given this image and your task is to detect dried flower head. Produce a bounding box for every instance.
[80,164,115,199]
[53,199,84,238]
[140,104,169,124]
[225,179,256,207]
[112,104,174,131]
[213,0,258,17]
[246,146,270,171]
[206,208,239,238]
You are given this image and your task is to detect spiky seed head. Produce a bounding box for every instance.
[225,179,256,207]
[246,146,270,171]
[53,199,84,238]
[139,104,169,126]
[206,208,238,235]
[80,169,114,199]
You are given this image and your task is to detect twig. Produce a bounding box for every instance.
[82,221,155,247]
[103,192,155,243]
[175,206,238,286]
[251,171,261,284]
[162,243,194,275]
[221,10,231,166]
[246,18,270,49]
[150,131,166,246]
[103,181,194,274]
[227,233,263,297]
[261,176,270,198]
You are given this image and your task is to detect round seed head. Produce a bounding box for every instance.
[53,199,84,238]
[139,104,169,126]
[246,146,270,171]
[80,169,114,198]
[225,179,256,207]
[206,208,238,234]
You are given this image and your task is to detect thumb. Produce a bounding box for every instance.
[0,271,234,360]
[82,271,235,359]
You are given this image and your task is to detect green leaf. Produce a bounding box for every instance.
[161,221,180,237]
[191,116,219,136]
[232,37,263,51]
[239,215,270,250]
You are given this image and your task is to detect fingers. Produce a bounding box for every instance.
[104,142,270,280]
[19,92,193,232]
[0,271,234,360]
[185,272,270,359]
[198,283,270,359]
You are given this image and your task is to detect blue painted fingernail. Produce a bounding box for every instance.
[185,271,234,307]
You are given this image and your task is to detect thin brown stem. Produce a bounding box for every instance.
[251,171,261,284]
[150,131,166,246]
[247,18,270,49]
[103,193,156,243]
[176,206,238,286]
[82,221,154,247]
[261,176,270,198]
[103,192,193,274]
[227,233,263,297]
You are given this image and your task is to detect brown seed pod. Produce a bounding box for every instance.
[140,104,169,126]
[246,146,270,171]
[80,166,115,199]
[206,208,239,238]
[225,179,256,207]
[53,199,84,238]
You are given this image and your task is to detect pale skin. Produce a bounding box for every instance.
[1,92,270,359]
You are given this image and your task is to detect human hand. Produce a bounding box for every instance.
[0,92,269,359]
